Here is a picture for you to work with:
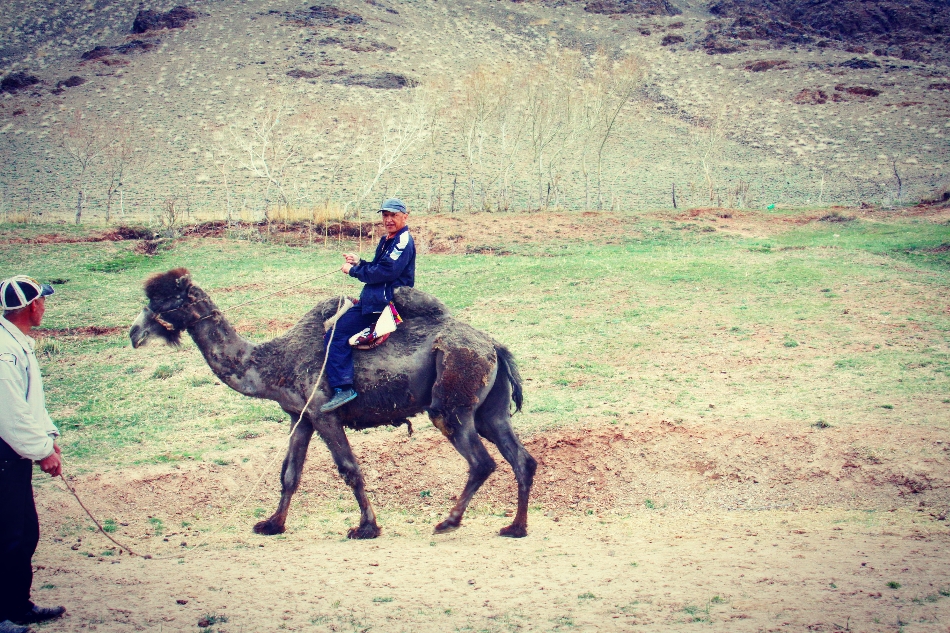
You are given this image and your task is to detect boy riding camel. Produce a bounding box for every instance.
[321,198,416,413]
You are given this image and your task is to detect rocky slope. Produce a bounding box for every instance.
[0,0,948,220]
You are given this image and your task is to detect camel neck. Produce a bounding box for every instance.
[184,288,264,398]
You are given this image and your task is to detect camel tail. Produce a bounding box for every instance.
[495,344,523,413]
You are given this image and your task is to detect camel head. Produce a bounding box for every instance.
[129,267,196,348]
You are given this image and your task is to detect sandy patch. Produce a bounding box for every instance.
[26,417,950,631]
[31,506,950,632]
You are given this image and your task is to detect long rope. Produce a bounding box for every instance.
[160,269,340,327]
[59,268,353,559]
[164,287,346,559]
[210,270,339,315]
[58,473,142,557]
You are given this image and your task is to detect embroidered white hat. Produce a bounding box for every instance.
[1,276,54,311]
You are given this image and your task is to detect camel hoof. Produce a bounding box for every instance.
[347,524,381,540]
[253,519,286,536]
[433,519,461,534]
[499,524,527,538]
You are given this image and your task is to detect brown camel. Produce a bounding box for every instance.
[128,268,537,538]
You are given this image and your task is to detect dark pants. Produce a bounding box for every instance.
[324,308,379,389]
[0,458,38,622]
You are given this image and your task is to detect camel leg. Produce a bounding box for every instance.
[313,420,380,539]
[254,415,315,535]
[476,416,537,538]
[429,409,497,534]
[495,435,537,538]
[475,373,538,538]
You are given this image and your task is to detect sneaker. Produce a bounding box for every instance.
[349,328,391,350]
[11,605,65,624]
[348,327,373,347]
[320,388,358,413]
[0,621,31,633]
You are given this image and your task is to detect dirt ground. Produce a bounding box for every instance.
[8,202,949,254]
[30,416,950,633]
[28,510,950,633]
[18,205,950,631]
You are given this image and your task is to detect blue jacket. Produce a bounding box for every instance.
[349,226,416,314]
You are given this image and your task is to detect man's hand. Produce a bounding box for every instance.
[39,443,62,477]
[341,252,358,275]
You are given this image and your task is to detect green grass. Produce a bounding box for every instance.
[776,218,949,261]
[151,364,181,380]
[2,210,947,470]
[148,517,164,536]
[198,613,228,628]
[86,252,154,273]
[682,602,711,623]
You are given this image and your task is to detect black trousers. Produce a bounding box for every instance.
[0,459,38,621]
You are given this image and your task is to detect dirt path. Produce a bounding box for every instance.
[31,510,950,632]
[28,418,950,632]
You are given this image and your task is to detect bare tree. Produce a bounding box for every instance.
[227,100,304,217]
[891,158,903,204]
[458,66,505,210]
[60,109,110,224]
[492,83,528,212]
[454,65,529,211]
[547,91,583,209]
[158,195,186,237]
[523,56,573,210]
[691,103,732,204]
[102,117,152,223]
[576,53,642,210]
[351,85,434,219]
[593,56,641,210]
[536,52,584,211]
[417,77,450,213]
[311,107,375,217]
[207,130,236,225]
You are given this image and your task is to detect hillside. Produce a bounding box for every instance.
[1,0,949,221]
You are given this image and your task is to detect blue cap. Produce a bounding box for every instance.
[378,198,407,214]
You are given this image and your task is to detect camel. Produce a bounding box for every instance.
[128,268,537,538]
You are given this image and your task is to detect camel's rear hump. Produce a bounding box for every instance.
[392,286,451,321]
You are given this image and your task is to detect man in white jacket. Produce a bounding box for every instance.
[0,276,66,633]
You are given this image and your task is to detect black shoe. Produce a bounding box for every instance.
[11,606,65,625]
[320,388,358,413]
[0,620,31,633]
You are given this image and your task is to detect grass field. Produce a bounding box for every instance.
[5,208,947,473]
[6,208,950,633]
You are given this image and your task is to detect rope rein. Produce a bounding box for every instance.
[58,266,352,559]
[58,473,142,557]
[153,269,340,329]
[162,287,346,559]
